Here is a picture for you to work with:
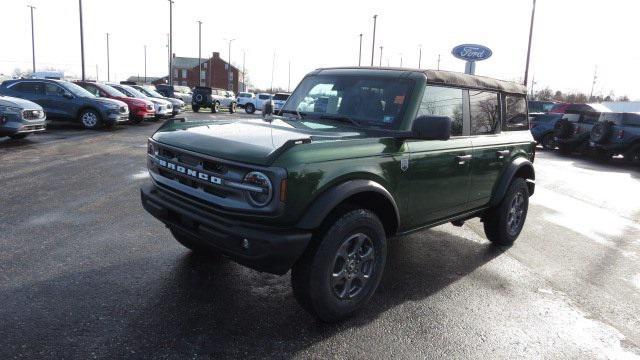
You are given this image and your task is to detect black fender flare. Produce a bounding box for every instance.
[296,179,400,231]
[489,157,535,207]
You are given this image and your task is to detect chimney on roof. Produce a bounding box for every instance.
[212,52,219,59]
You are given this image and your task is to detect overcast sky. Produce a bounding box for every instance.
[1,0,638,99]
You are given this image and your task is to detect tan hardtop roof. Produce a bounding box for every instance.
[315,67,527,95]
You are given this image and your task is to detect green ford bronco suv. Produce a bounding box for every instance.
[141,67,535,322]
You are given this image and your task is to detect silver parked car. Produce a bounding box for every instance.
[0,95,46,139]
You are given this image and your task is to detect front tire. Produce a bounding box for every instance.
[483,178,529,246]
[245,103,256,114]
[79,109,101,129]
[211,101,220,113]
[229,102,236,113]
[291,208,387,322]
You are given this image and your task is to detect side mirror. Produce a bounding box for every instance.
[263,100,274,117]
[411,115,451,140]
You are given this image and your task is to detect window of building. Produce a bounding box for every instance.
[181,69,187,78]
[469,90,499,135]
[416,86,464,136]
[174,69,178,78]
[503,95,528,131]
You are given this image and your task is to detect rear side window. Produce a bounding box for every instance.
[273,94,290,101]
[469,90,499,135]
[581,113,600,124]
[416,86,464,136]
[12,82,41,94]
[258,94,271,100]
[503,95,528,131]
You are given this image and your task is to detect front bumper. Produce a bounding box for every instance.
[107,112,130,123]
[140,183,312,274]
[0,117,46,135]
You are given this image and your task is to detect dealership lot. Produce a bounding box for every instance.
[1,112,639,359]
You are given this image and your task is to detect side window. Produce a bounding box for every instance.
[469,90,499,135]
[503,95,528,131]
[581,113,599,124]
[13,82,40,94]
[83,84,100,97]
[44,83,64,97]
[416,86,464,136]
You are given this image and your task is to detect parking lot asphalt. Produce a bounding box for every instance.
[1,112,639,359]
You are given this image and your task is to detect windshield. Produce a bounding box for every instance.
[282,75,413,129]
[61,82,95,97]
[101,84,126,97]
[141,86,164,98]
[116,85,147,98]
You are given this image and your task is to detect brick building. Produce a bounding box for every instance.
[160,52,240,91]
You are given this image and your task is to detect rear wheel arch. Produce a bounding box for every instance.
[489,157,535,207]
[296,180,400,237]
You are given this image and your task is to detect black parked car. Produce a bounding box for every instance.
[0,79,129,129]
[588,112,640,163]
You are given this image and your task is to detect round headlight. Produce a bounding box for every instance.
[243,171,273,207]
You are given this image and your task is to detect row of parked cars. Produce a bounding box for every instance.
[189,87,291,115]
[529,101,640,164]
[0,78,189,138]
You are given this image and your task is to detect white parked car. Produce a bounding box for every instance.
[243,93,272,114]
[236,92,255,109]
[272,93,291,112]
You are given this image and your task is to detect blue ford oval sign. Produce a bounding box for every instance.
[451,44,492,62]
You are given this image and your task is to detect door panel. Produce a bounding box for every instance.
[406,137,473,228]
[468,135,510,206]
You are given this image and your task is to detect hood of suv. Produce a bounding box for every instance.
[152,117,363,166]
[148,98,172,106]
[90,97,127,108]
[0,95,42,110]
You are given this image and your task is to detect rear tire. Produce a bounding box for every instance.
[291,208,387,322]
[79,109,102,130]
[229,102,236,113]
[245,103,256,114]
[9,133,29,140]
[624,144,640,164]
[483,178,529,246]
[211,101,220,113]
[192,105,200,113]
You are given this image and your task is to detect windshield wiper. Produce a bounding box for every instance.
[280,109,306,120]
[319,114,361,127]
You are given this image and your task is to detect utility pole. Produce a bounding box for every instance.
[270,52,275,93]
[400,54,403,68]
[168,0,173,85]
[379,46,383,67]
[95,64,98,81]
[226,38,235,90]
[370,15,377,66]
[144,45,147,83]
[106,33,110,81]
[78,0,86,80]
[590,65,598,100]
[523,0,537,86]
[530,75,536,98]
[358,33,363,66]
[28,5,36,73]
[437,54,441,70]
[418,45,422,69]
[242,51,246,92]
[197,21,202,85]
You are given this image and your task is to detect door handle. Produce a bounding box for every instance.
[496,150,510,159]
[455,154,472,165]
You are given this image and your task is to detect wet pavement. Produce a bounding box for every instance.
[1,113,639,359]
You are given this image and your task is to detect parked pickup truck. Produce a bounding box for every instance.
[141,67,535,322]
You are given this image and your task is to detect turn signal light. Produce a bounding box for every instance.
[279,179,287,203]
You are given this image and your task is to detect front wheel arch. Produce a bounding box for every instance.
[296,180,400,237]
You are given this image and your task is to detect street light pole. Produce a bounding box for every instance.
[197,21,202,85]
[168,0,173,85]
[379,46,383,67]
[418,45,422,69]
[106,33,110,82]
[242,51,246,92]
[523,0,537,86]
[437,54,441,70]
[78,0,86,80]
[358,33,363,66]
[28,5,36,73]
[370,15,377,66]
[270,52,275,93]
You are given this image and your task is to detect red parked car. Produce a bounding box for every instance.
[74,81,155,123]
